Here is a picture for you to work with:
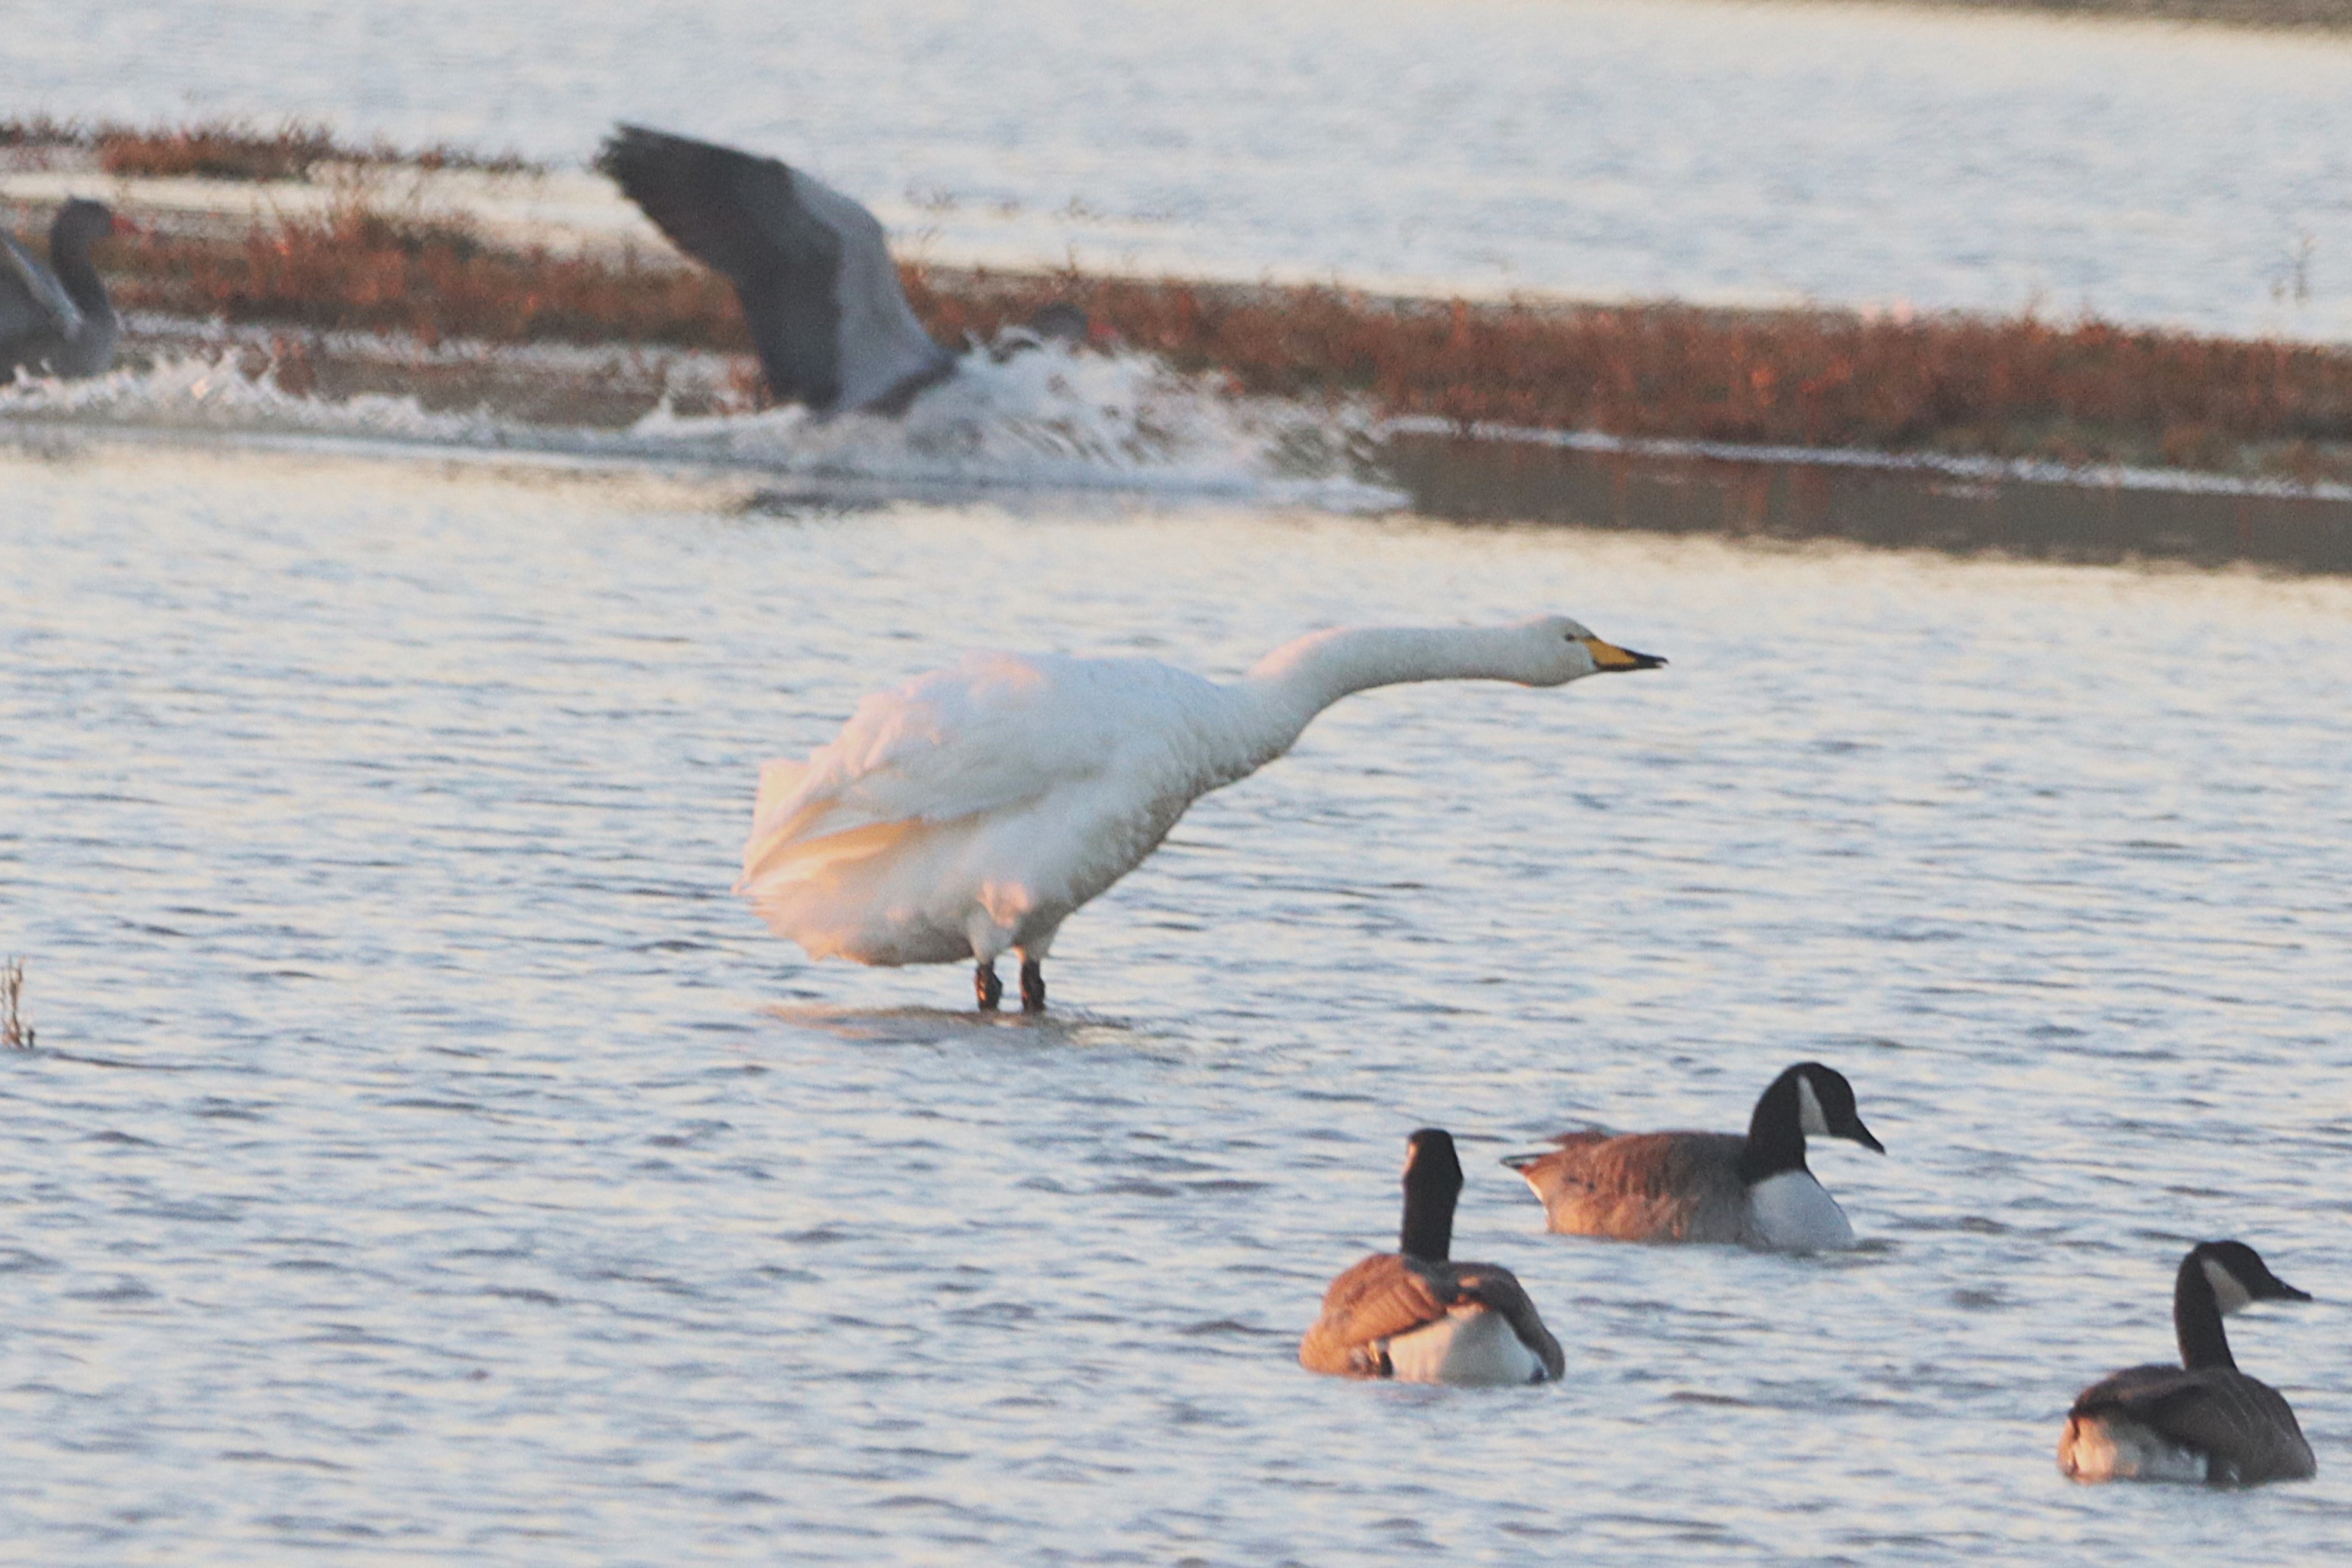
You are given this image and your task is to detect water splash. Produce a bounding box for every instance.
[2,352,501,442]
[1,342,1401,511]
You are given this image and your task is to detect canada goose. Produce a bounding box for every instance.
[2059,1240,2316,1486]
[596,126,1090,417]
[1502,1062,1884,1251]
[3,199,132,381]
[736,616,1661,1011]
[1300,1129,1565,1385]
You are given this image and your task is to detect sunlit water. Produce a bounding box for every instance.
[14,0,2352,340]
[5,439,2350,1560]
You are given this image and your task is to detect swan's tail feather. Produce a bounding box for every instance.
[737,816,944,960]
[737,759,826,892]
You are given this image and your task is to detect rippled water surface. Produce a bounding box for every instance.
[5,441,2352,1561]
[15,0,2352,339]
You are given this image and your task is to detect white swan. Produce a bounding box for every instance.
[736,614,1664,1010]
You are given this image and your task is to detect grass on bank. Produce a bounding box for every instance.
[56,195,2352,481]
[0,115,540,180]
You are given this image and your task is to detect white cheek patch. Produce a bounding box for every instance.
[2202,1255,2256,1315]
[1796,1074,1830,1139]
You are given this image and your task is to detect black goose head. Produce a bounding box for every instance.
[44,199,130,312]
[49,198,122,254]
[1023,301,1091,343]
[1737,1062,1885,1184]
[1398,1127,1464,1263]
[2172,1239,2310,1372]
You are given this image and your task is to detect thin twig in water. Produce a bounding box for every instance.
[2,957,33,1050]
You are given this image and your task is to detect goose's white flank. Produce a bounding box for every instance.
[736,615,1663,1010]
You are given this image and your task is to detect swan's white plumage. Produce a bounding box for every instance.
[739,651,1260,965]
[736,617,1654,970]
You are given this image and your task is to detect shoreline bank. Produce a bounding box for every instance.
[40,186,2345,491]
[9,132,2352,568]
[1832,0,2352,29]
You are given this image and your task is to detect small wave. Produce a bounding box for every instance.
[2,341,1403,511]
[2,351,500,442]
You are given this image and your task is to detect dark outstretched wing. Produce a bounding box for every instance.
[1298,1253,1450,1378]
[2,230,81,353]
[595,125,951,414]
[2073,1364,2316,1485]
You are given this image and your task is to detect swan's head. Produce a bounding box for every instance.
[1511,614,1667,687]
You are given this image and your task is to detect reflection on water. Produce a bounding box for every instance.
[5,442,2350,1561]
[1386,433,2352,574]
[762,1004,1157,1055]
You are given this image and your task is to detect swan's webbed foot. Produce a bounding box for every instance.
[1019,957,1045,1014]
[976,960,1003,1012]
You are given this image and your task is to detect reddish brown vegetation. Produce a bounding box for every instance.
[88,200,2352,476]
[926,273,2352,475]
[113,203,747,351]
[0,116,540,180]
[99,122,343,182]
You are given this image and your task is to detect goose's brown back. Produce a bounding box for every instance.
[1299,1253,1563,1381]
[1507,1130,1750,1243]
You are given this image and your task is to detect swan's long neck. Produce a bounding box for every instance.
[1230,626,1536,770]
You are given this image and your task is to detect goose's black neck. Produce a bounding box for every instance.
[47,214,113,317]
[2175,1252,2236,1373]
[1398,1129,1463,1262]
[1735,1070,1809,1185]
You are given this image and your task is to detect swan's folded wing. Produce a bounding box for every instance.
[2,232,83,342]
[1449,1262,1566,1380]
[1299,1254,1451,1377]
[741,653,1132,883]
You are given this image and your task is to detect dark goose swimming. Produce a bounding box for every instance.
[2,199,131,381]
[2060,1239,2315,1487]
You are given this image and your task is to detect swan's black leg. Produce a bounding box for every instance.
[1019,957,1046,1014]
[976,960,1003,1012]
